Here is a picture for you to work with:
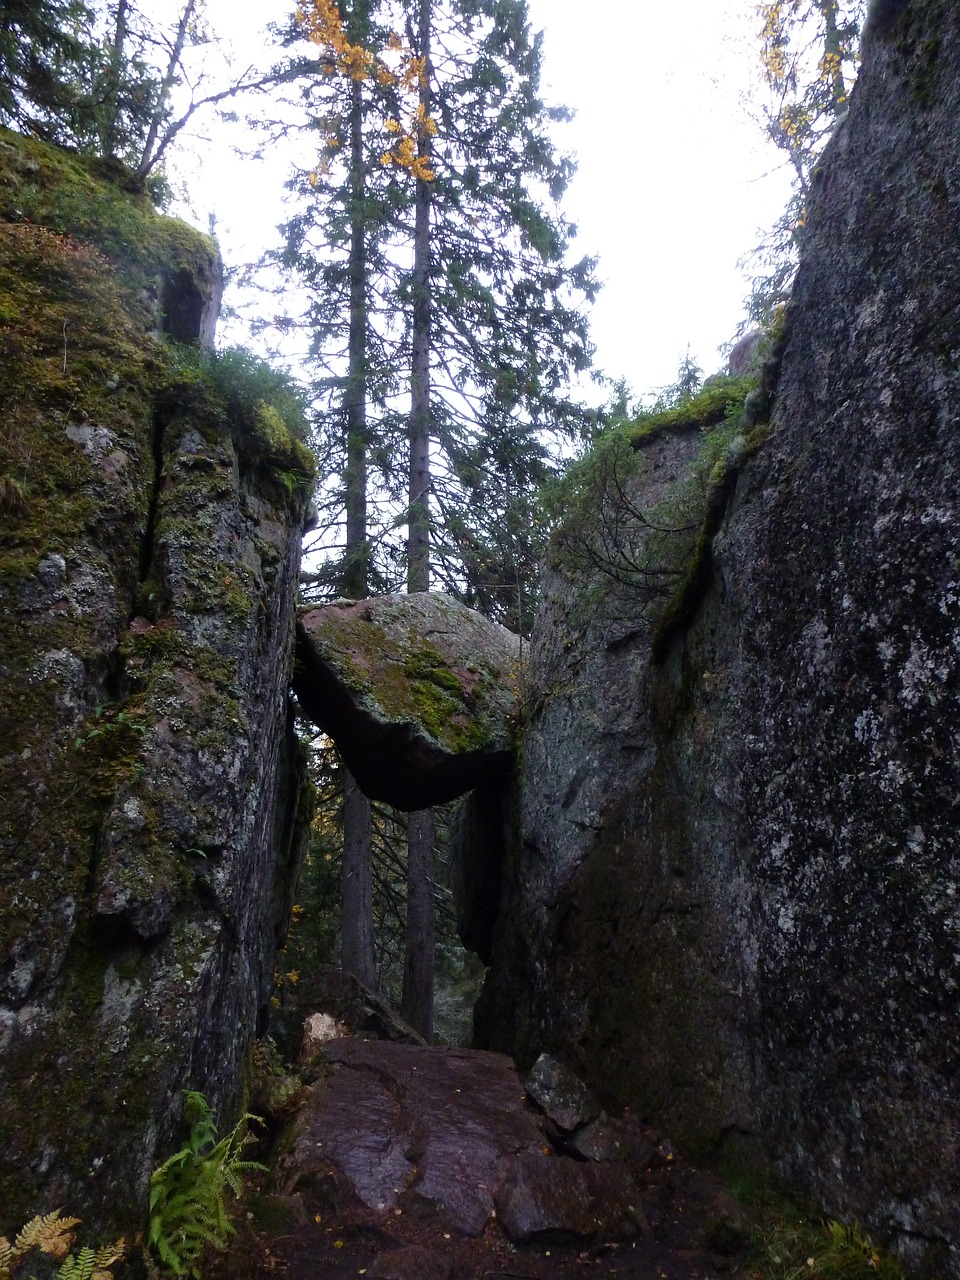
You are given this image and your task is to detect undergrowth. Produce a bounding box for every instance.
[0,1212,125,1280]
[737,1191,906,1280]
[147,1091,265,1279]
[158,344,316,480]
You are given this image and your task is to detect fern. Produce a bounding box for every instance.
[12,1211,81,1262]
[147,1091,265,1279]
[0,1213,124,1280]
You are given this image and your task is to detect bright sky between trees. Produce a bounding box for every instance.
[190,0,793,403]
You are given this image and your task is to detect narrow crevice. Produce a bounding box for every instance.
[139,409,168,586]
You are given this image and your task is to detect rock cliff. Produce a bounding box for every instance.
[478,4,960,1274]
[0,132,314,1233]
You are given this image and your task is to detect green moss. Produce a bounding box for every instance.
[0,126,216,298]
[308,610,498,754]
[650,457,740,664]
[628,374,757,446]
[157,346,316,482]
[0,128,313,1238]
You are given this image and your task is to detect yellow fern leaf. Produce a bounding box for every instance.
[1,1235,13,1280]
[13,1211,81,1261]
[91,1236,126,1280]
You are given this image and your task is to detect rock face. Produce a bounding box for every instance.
[294,593,521,810]
[480,6,960,1274]
[0,134,314,1234]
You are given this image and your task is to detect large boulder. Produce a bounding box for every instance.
[294,593,522,810]
[480,5,960,1274]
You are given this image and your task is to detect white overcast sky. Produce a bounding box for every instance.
[185,0,793,402]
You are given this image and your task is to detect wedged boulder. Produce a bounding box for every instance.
[294,593,522,810]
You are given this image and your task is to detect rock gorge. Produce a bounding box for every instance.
[477,5,960,1272]
[0,0,957,1275]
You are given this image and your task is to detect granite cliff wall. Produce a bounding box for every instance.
[479,4,960,1273]
[0,133,314,1233]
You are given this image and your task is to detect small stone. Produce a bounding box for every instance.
[568,1113,630,1162]
[494,1152,640,1245]
[525,1053,600,1132]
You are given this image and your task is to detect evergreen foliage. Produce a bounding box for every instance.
[0,0,94,139]
[284,0,597,631]
[0,1,287,185]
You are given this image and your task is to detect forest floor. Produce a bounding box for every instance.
[218,1179,744,1280]
[211,1035,757,1280]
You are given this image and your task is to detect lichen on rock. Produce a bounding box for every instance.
[0,129,314,1237]
[479,5,960,1273]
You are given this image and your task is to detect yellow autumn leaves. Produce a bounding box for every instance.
[296,0,437,183]
[0,1210,125,1280]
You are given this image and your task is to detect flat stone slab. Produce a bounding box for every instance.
[294,593,522,809]
[493,1152,642,1245]
[276,1038,543,1237]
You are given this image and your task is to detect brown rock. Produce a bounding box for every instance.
[493,1153,641,1244]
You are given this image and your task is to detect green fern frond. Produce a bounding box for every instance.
[56,1246,96,1280]
[147,1092,265,1278]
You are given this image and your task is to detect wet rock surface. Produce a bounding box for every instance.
[239,1039,746,1280]
[294,592,521,810]
[278,1038,543,1236]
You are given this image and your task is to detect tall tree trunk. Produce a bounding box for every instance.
[137,0,196,177]
[402,807,435,1039]
[341,769,376,987]
[402,0,436,1041]
[340,67,377,989]
[100,0,130,157]
[818,0,848,112]
[407,0,432,595]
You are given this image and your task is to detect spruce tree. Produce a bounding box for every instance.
[0,0,95,137]
[287,0,596,1033]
